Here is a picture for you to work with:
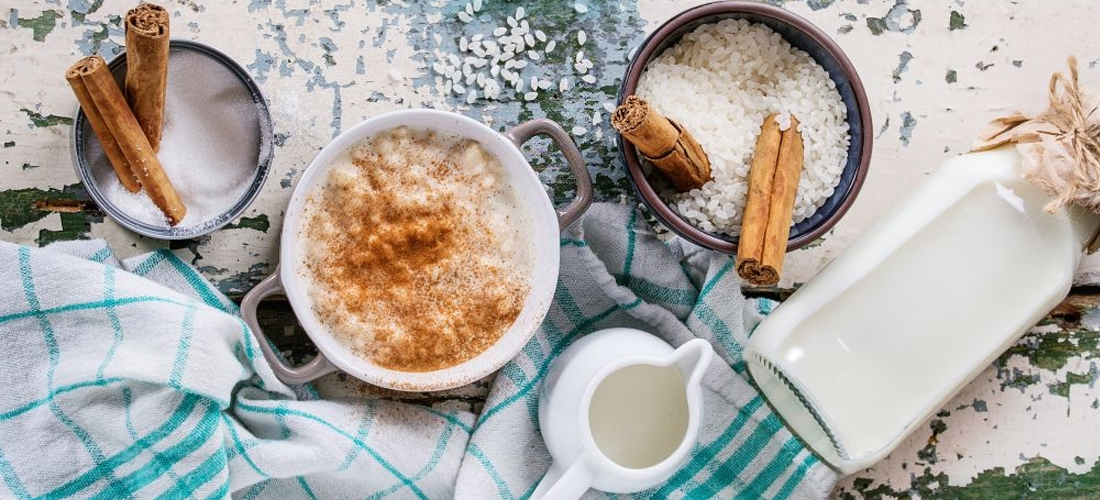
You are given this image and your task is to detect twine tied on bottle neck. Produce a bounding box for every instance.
[973,57,1100,215]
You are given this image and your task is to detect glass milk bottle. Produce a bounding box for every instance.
[745,145,1100,474]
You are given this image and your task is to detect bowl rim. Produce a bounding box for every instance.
[617,0,873,253]
[277,109,562,392]
[69,39,274,240]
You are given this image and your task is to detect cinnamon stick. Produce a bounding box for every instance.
[736,114,782,284]
[67,61,142,193]
[71,55,187,225]
[612,96,711,191]
[736,115,804,286]
[125,3,170,151]
[760,116,804,282]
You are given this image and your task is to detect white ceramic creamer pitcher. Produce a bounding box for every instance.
[533,328,713,500]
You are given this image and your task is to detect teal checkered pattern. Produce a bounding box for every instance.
[454,204,837,499]
[0,240,470,499]
[0,203,836,499]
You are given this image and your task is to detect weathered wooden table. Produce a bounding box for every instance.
[3,0,1099,498]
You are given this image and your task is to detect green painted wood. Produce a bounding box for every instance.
[3,0,1100,497]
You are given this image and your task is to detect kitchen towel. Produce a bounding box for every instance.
[0,240,469,499]
[453,203,836,499]
[0,202,836,499]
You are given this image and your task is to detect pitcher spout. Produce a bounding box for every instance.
[668,339,714,387]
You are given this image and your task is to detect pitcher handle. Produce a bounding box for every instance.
[505,118,593,231]
[240,267,338,385]
[531,458,594,500]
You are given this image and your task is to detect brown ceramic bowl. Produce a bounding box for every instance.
[617,1,872,253]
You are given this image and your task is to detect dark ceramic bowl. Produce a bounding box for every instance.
[617,1,872,253]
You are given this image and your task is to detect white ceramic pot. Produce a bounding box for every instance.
[240,109,592,391]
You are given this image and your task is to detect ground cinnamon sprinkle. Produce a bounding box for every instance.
[300,126,532,372]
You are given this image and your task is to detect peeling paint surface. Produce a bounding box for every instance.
[3,0,1100,498]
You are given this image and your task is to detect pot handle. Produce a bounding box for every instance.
[240,267,338,385]
[505,118,593,231]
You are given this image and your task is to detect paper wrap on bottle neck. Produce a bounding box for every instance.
[973,58,1100,218]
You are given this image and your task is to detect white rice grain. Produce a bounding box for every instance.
[635,19,850,236]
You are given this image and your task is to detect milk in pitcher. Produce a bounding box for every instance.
[588,364,690,469]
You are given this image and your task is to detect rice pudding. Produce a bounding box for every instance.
[298,126,534,372]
